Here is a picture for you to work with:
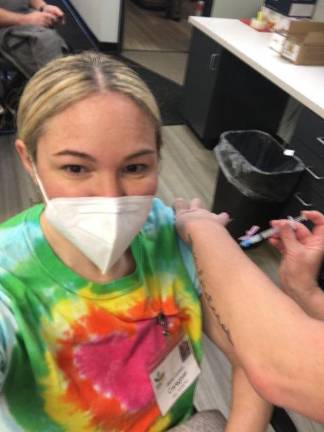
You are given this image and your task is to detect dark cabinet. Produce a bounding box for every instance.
[281,107,324,216]
[180,28,222,146]
[180,28,289,149]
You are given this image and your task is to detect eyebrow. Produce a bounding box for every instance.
[54,150,96,162]
[53,149,156,161]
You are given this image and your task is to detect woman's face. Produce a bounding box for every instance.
[18,92,159,198]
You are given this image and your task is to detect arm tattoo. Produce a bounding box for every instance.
[189,235,234,345]
[203,291,234,345]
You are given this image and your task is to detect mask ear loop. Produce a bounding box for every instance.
[30,159,51,206]
[30,159,68,227]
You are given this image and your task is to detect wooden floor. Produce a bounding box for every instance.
[123,50,188,84]
[123,0,194,52]
[158,125,218,208]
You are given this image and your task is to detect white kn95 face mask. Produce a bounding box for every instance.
[33,168,153,274]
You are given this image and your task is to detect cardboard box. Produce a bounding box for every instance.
[271,21,324,64]
[281,31,324,64]
[269,20,324,52]
[264,0,317,18]
[283,20,324,33]
[269,31,288,52]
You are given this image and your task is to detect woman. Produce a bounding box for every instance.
[0,52,271,431]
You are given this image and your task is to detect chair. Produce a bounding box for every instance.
[0,56,26,134]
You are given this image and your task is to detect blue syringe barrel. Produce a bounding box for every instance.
[240,215,307,248]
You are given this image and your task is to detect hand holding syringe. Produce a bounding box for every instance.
[240,215,308,248]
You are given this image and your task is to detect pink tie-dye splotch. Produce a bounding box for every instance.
[74,320,167,410]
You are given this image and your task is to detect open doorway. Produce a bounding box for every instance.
[122,0,196,85]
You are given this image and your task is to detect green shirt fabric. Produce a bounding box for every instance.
[0,198,202,431]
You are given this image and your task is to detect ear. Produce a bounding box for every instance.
[15,139,36,182]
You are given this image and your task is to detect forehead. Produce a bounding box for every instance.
[44,91,154,131]
[37,92,157,158]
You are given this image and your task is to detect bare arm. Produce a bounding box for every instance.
[0,7,58,27]
[29,0,64,20]
[202,296,272,432]
[227,367,272,432]
[0,8,27,26]
[0,1,64,27]
[175,199,324,423]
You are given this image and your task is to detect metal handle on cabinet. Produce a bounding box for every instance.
[209,53,219,71]
[305,166,324,180]
[294,193,313,207]
[316,136,324,145]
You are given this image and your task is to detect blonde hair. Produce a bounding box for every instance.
[17,51,162,160]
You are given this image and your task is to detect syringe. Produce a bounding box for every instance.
[240,215,308,248]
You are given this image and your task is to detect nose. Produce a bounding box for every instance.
[95,174,126,197]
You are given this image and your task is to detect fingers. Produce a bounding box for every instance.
[45,12,55,25]
[190,198,202,210]
[302,211,324,227]
[214,211,230,226]
[43,4,64,18]
[271,211,324,228]
[173,197,203,213]
[271,219,311,243]
[268,237,284,254]
[301,212,324,248]
[55,6,64,17]
[173,197,190,213]
[38,12,56,27]
[52,9,64,18]
[271,211,324,243]
[278,222,299,251]
[173,197,229,226]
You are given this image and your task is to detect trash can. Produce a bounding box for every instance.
[212,130,305,239]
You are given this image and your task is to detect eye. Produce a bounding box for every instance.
[122,164,148,174]
[62,164,88,174]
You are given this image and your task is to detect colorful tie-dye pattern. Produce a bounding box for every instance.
[0,198,202,431]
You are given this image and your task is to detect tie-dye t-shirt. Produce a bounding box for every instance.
[0,198,202,431]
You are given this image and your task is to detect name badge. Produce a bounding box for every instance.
[149,334,201,416]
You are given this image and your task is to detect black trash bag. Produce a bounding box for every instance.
[214,130,304,202]
[213,130,305,239]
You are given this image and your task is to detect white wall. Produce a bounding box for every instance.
[314,0,324,20]
[70,0,121,43]
[211,0,261,19]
